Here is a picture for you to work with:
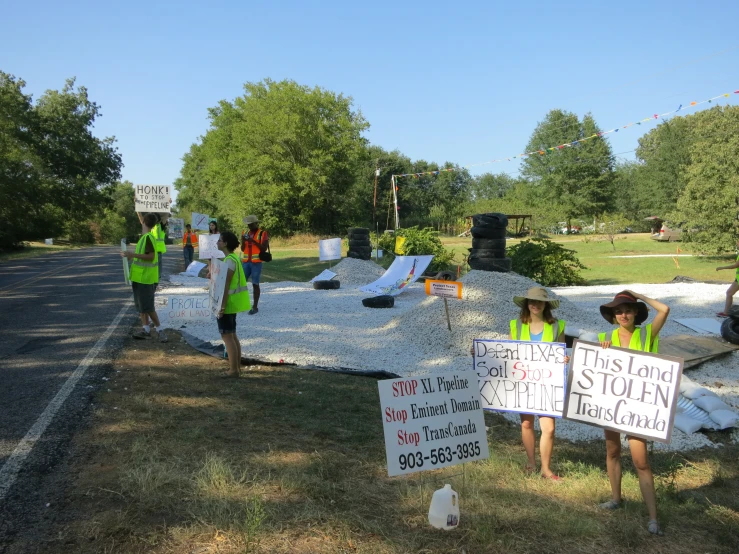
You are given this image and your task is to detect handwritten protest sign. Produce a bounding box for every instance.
[134,185,171,212]
[121,239,130,285]
[166,295,211,322]
[198,234,225,260]
[318,238,342,261]
[474,339,567,417]
[209,259,228,317]
[168,217,184,239]
[378,371,489,477]
[563,340,683,443]
[191,212,210,231]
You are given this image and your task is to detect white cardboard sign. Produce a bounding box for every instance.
[563,340,683,443]
[192,212,210,231]
[198,234,225,260]
[134,185,171,212]
[121,239,130,285]
[185,261,207,277]
[166,295,211,322]
[474,339,567,418]
[378,371,489,477]
[209,259,228,317]
[319,238,342,261]
[310,269,337,283]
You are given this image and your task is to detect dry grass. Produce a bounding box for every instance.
[28,330,739,553]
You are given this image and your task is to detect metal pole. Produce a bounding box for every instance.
[392,175,400,230]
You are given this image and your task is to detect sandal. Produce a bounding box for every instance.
[717,312,729,318]
[598,499,622,510]
[647,520,664,536]
[541,473,562,482]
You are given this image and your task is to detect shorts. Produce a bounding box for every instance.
[132,282,156,313]
[242,261,262,284]
[218,312,237,334]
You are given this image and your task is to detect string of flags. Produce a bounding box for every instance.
[393,89,739,179]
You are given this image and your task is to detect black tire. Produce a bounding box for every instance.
[348,227,369,236]
[472,238,507,250]
[728,306,739,320]
[468,257,512,272]
[434,270,456,281]
[313,280,340,290]
[348,246,371,255]
[720,318,739,345]
[471,213,508,228]
[468,248,507,259]
[347,251,371,260]
[470,226,506,239]
[348,239,371,248]
[362,295,395,308]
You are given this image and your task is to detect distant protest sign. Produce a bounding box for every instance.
[378,371,489,477]
[209,259,228,317]
[166,295,211,322]
[318,238,342,261]
[191,212,210,231]
[198,234,225,260]
[563,340,683,443]
[168,217,184,239]
[134,185,171,212]
[474,339,567,417]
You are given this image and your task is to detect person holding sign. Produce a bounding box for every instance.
[241,215,269,315]
[121,213,168,343]
[715,239,739,317]
[597,290,670,536]
[216,231,251,377]
[183,224,198,267]
[510,287,566,481]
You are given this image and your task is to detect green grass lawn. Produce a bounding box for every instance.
[0,241,87,262]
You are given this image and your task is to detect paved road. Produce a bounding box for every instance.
[0,245,181,549]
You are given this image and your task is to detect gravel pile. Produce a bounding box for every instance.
[155,264,739,451]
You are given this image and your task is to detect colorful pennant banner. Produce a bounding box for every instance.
[393,90,739,179]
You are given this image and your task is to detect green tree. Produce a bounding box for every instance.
[598,212,631,251]
[520,110,615,230]
[99,181,141,243]
[469,172,516,200]
[176,79,369,236]
[673,105,739,253]
[0,73,122,248]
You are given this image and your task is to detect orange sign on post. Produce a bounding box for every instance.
[424,280,463,299]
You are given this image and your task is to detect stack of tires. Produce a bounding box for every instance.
[347,227,371,260]
[468,213,511,272]
[720,307,739,345]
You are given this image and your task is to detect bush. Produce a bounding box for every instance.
[378,227,455,274]
[507,237,586,286]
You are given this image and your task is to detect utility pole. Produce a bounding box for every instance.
[372,160,379,233]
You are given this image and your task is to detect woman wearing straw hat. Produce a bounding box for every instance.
[597,290,670,536]
[510,286,567,481]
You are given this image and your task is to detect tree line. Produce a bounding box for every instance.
[2,71,736,253]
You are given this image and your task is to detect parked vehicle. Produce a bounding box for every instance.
[650,222,682,242]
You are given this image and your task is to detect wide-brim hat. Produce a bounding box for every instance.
[513,287,560,309]
[243,215,259,224]
[599,291,649,325]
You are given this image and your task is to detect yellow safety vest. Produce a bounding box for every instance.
[510,319,565,342]
[598,324,659,353]
[152,222,167,254]
[129,233,159,285]
[224,252,251,314]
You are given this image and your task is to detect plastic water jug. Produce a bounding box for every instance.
[428,484,459,530]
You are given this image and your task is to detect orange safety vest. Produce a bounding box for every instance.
[183,232,199,246]
[241,229,267,263]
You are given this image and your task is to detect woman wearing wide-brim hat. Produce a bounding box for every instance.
[597,289,670,536]
[509,286,567,481]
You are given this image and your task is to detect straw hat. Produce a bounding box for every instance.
[513,287,560,309]
[599,291,648,325]
[243,215,259,224]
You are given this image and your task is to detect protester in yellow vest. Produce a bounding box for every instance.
[597,290,670,536]
[216,231,251,378]
[121,213,168,343]
[715,239,739,317]
[510,287,567,481]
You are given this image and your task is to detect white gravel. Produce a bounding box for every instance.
[155,259,739,451]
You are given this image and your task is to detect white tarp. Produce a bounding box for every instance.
[359,255,433,296]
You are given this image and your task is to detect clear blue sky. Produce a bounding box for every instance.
[4,0,738,191]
